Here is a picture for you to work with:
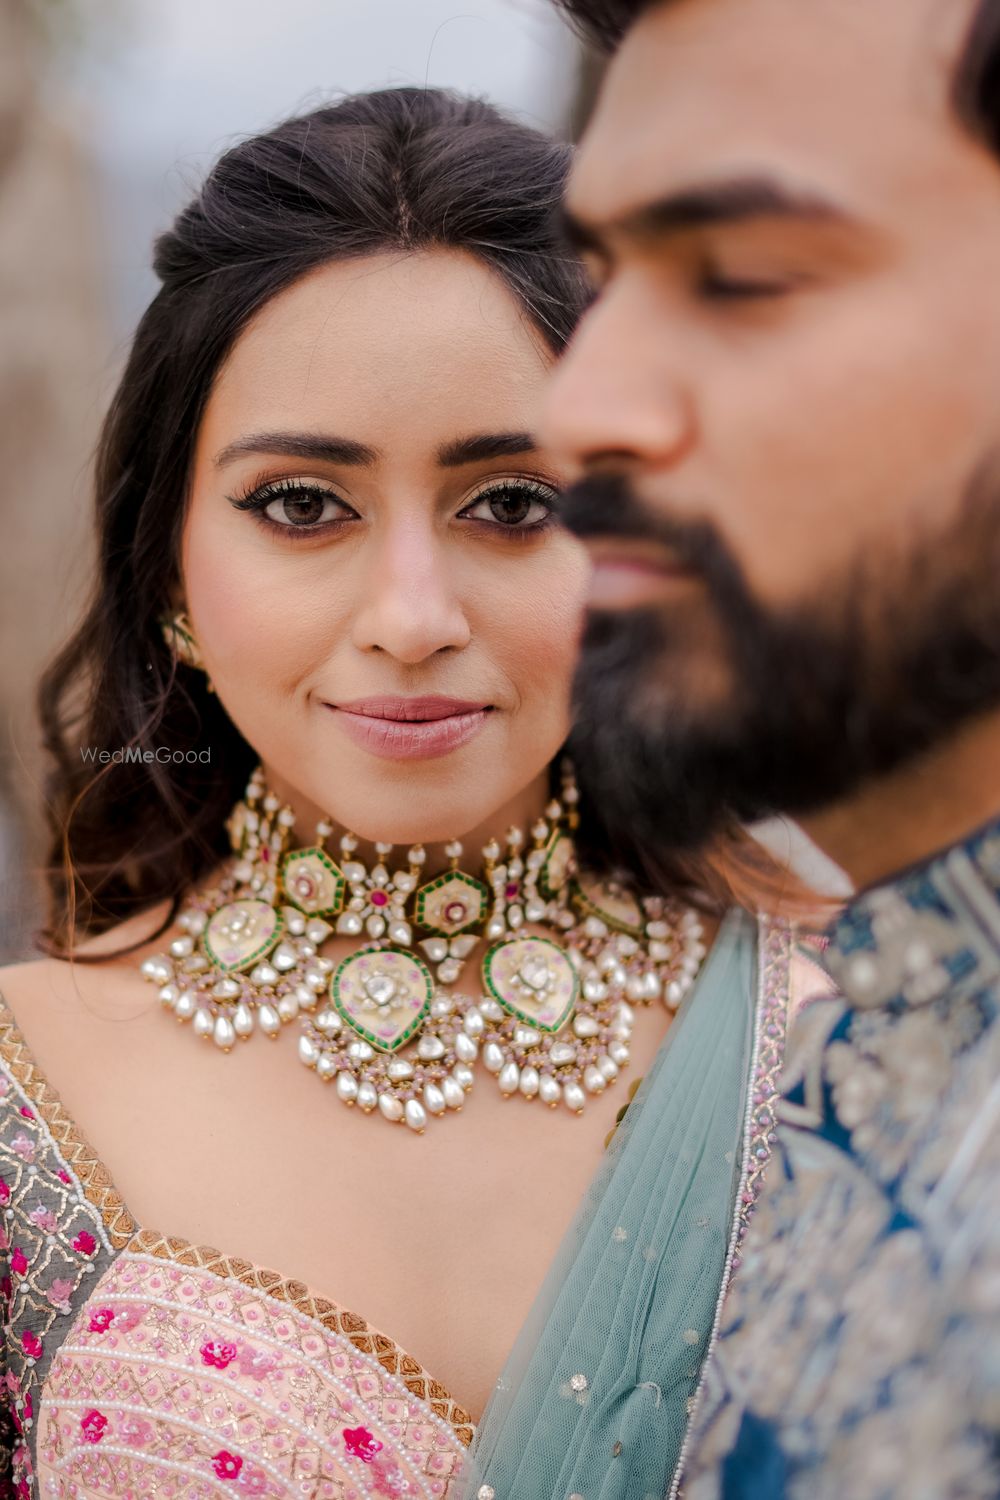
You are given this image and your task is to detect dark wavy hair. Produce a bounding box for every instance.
[557,0,1000,159]
[39,85,816,959]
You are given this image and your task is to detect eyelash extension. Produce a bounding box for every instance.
[459,476,562,539]
[228,474,562,542]
[227,477,353,538]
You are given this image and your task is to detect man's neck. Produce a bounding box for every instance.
[799,710,1000,892]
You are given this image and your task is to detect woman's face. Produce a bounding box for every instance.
[182,249,589,846]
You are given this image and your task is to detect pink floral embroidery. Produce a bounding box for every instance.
[57,1169,71,1185]
[201,1339,238,1369]
[10,1248,27,1276]
[80,1409,107,1444]
[10,1133,34,1163]
[29,1207,58,1234]
[236,1467,268,1496]
[88,1307,115,1334]
[211,1450,243,1480]
[20,1331,41,1360]
[236,1344,278,1381]
[16,1479,29,1499]
[19,1107,33,1120]
[343,1426,384,1463]
[120,1415,154,1447]
[47,1277,73,1312]
[0,1179,10,1204]
[73,1230,97,1256]
[113,1303,144,1334]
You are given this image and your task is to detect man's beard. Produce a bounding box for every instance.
[562,471,1000,884]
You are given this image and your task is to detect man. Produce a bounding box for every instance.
[546,0,1000,1494]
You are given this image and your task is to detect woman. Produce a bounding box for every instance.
[0,89,811,1499]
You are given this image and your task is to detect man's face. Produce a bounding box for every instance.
[545,0,1000,861]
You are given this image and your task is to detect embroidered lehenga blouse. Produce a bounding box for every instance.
[0,1003,472,1499]
[0,915,811,1500]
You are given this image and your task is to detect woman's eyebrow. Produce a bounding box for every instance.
[214,431,380,469]
[437,432,537,467]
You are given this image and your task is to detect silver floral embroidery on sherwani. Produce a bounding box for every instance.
[682,820,1000,1500]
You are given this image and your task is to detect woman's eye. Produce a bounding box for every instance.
[230,479,354,532]
[461,479,560,530]
[698,267,795,302]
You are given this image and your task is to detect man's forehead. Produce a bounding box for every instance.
[568,0,976,230]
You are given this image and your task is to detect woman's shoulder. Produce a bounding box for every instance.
[0,903,174,1107]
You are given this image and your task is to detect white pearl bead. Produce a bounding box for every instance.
[257,1004,281,1037]
[276,995,299,1022]
[564,1082,586,1113]
[233,1004,255,1037]
[141,958,173,985]
[157,983,179,1009]
[442,1078,465,1110]
[174,991,196,1020]
[498,1062,520,1096]
[423,1083,446,1116]
[550,1041,577,1066]
[405,1099,428,1133]
[357,1081,378,1112]
[539,1075,561,1106]
[454,1033,478,1064]
[519,1066,540,1098]
[213,1016,236,1051]
[317,1054,337,1080]
[464,1009,485,1038]
[573,1015,599,1039]
[598,1054,619,1081]
[478,998,504,1022]
[584,1065,607,1094]
[483,1042,505,1075]
[417,1035,445,1061]
[298,1034,318,1067]
[336,1072,359,1104]
[609,1040,630,1066]
[452,1063,474,1091]
[193,1008,213,1039]
[379,1093,404,1123]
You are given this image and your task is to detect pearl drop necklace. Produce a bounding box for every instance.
[141,765,707,1133]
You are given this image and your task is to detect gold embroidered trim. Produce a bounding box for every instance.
[129,1229,475,1445]
[0,995,137,1248]
[0,993,474,1446]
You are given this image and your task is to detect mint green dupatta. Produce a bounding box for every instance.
[461,909,778,1500]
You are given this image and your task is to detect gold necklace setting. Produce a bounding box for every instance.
[141,765,707,1133]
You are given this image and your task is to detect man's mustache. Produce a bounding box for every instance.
[558,472,745,589]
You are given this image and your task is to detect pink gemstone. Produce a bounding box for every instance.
[444,901,467,922]
[505,882,520,900]
[370,891,388,907]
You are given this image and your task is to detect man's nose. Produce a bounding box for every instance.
[542,280,696,475]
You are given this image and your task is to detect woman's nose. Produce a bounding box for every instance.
[350,522,471,663]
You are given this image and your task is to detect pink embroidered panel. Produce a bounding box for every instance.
[35,1253,467,1498]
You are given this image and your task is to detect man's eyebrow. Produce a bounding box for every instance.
[564,175,855,252]
[436,432,537,467]
[214,431,379,469]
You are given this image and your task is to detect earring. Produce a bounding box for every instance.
[160,609,216,693]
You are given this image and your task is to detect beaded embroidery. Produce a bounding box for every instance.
[0,995,472,1497]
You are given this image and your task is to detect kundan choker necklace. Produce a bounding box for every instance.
[141,764,707,1133]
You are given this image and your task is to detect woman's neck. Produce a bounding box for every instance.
[256,765,554,880]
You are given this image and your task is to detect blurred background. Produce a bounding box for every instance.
[0,0,590,960]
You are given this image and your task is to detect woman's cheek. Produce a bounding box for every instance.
[502,545,590,716]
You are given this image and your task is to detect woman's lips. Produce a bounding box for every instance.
[323,696,492,761]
